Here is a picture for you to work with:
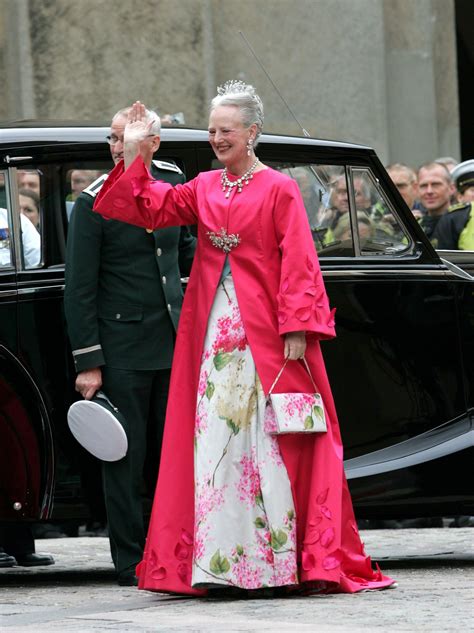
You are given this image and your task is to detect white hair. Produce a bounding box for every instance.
[111,106,161,135]
[211,80,264,146]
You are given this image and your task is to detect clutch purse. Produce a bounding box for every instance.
[265,357,327,434]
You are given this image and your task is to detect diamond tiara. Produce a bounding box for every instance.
[216,80,261,103]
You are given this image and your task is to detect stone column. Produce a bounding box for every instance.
[383,0,460,165]
[3,0,36,119]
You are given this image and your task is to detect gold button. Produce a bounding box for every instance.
[146,228,153,234]
[162,276,167,285]
[157,248,162,256]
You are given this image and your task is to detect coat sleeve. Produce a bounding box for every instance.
[272,177,336,340]
[64,194,105,372]
[93,156,198,229]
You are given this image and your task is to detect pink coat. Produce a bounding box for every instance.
[94,157,394,594]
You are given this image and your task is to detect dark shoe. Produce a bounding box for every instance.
[14,553,55,567]
[117,570,138,586]
[0,551,17,568]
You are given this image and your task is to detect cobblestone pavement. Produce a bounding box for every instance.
[0,529,472,632]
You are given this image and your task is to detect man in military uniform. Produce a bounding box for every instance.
[64,107,195,586]
[432,159,474,250]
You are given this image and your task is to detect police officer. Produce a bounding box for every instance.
[64,107,195,586]
[432,159,474,250]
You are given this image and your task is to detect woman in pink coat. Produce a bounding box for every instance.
[94,81,395,596]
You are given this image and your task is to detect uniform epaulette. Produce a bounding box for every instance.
[448,201,472,213]
[82,173,109,198]
[152,159,183,175]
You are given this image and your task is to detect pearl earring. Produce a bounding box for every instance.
[247,138,253,156]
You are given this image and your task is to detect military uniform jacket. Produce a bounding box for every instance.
[64,161,196,373]
[432,201,474,250]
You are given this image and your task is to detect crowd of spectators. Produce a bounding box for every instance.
[295,157,474,255]
[387,157,474,251]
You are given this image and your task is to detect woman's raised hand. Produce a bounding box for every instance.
[124,101,152,144]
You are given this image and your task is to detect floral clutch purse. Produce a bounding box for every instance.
[265,357,327,435]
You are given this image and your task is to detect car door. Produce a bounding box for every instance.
[0,166,47,520]
[273,153,472,517]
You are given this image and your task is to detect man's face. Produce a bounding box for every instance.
[418,166,454,216]
[70,170,97,199]
[388,168,418,209]
[109,115,127,164]
[18,171,40,194]
[332,177,349,213]
[353,178,371,211]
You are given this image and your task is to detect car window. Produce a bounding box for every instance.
[272,163,354,257]
[351,168,413,256]
[207,157,415,258]
[15,169,42,269]
[64,167,109,222]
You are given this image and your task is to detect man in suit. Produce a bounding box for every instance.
[64,107,195,586]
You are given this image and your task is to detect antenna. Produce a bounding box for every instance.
[239,31,311,138]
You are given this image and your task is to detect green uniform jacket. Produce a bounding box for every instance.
[64,161,196,373]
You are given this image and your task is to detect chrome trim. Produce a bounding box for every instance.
[17,276,64,286]
[4,155,33,163]
[344,415,474,479]
[17,285,65,295]
[439,257,474,281]
[0,289,18,298]
[322,268,448,278]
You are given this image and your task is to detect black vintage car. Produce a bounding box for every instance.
[0,124,472,526]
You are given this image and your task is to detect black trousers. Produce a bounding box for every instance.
[101,366,170,575]
[0,524,35,556]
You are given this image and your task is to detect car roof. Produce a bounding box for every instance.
[0,121,372,152]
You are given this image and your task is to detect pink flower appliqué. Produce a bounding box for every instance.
[322,549,342,571]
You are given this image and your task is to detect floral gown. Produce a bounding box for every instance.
[193,277,298,589]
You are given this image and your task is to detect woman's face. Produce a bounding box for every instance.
[208,105,254,168]
[19,194,40,228]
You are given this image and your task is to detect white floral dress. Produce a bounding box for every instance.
[192,276,298,589]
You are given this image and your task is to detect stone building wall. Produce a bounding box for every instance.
[0,0,460,165]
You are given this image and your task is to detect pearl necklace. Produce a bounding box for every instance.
[221,159,259,198]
